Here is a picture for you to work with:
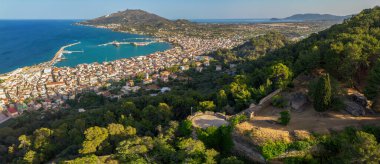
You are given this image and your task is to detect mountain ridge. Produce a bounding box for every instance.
[80,9,191,28]
[272,13,350,21]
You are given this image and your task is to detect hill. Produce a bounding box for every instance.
[1,7,380,164]
[79,10,193,34]
[81,9,171,26]
[273,13,350,22]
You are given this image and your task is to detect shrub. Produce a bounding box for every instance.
[278,110,291,126]
[221,156,244,164]
[289,141,311,151]
[230,114,247,126]
[261,141,289,159]
[178,120,193,137]
[199,101,216,111]
[271,95,287,108]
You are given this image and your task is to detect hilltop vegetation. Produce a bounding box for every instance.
[81,9,191,29]
[1,6,380,164]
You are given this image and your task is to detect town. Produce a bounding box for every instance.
[0,36,243,122]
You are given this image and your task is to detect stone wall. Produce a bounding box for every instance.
[239,89,282,116]
[187,111,228,121]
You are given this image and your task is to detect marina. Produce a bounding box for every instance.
[49,42,81,66]
[98,41,155,47]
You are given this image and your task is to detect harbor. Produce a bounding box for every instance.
[49,42,81,66]
[98,41,155,47]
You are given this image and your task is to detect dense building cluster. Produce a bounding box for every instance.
[0,36,242,119]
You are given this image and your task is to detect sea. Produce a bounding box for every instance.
[0,20,171,74]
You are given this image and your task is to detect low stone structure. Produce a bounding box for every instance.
[188,111,229,129]
[239,89,282,119]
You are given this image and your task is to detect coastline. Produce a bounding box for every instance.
[0,22,243,108]
[0,23,171,76]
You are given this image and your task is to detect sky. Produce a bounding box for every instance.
[0,0,379,20]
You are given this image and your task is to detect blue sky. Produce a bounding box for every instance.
[0,0,379,19]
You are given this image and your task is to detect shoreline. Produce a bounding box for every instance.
[0,24,171,76]
[0,23,243,106]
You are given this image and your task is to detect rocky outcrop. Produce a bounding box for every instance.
[232,134,266,163]
[290,92,308,111]
[350,93,368,108]
[343,100,366,116]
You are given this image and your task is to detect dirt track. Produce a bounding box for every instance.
[250,104,380,134]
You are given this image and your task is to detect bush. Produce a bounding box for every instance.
[230,114,247,126]
[178,120,193,137]
[197,125,234,154]
[221,156,244,164]
[289,141,311,151]
[284,154,317,164]
[278,110,291,126]
[261,141,288,159]
[271,95,287,108]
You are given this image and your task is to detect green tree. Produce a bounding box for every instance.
[204,149,219,164]
[221,156,244,164]
[229,82,251,110]
[158,103,173,122]
[66,155,100,164]
[217,90,228,111]
[178,120,193,137]
[269,63,293,89]
[199,101,216,111]
[116,137,153,161]
[197,126,234,154]
[350,131,380,163]
[177,138,206,159]
[313,74,332,112]
[18,135,31,150]
[23,150,39,164]
[365,60,380,100]
[79,126,109,154]
[107,123,125,136]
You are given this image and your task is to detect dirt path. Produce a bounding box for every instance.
[252,104,380,134]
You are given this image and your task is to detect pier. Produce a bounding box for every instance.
[49,42,81,66]
[98,41,154,47]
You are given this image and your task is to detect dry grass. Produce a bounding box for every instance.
[293,130,313,141]
[236,122,292,146]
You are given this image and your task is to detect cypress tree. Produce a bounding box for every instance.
[314,74,332,112]
[217,89,228,111]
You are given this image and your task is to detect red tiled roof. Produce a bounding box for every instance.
[7,107,17,114]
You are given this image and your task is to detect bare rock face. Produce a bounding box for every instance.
[350,93,368,107]
[290,92,308,110]
[343,100,366,116]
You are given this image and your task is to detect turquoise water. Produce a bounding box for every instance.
[0,20,171,73]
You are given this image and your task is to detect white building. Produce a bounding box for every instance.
[0,88,6,99]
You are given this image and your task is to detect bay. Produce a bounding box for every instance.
[0,20,171,74]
